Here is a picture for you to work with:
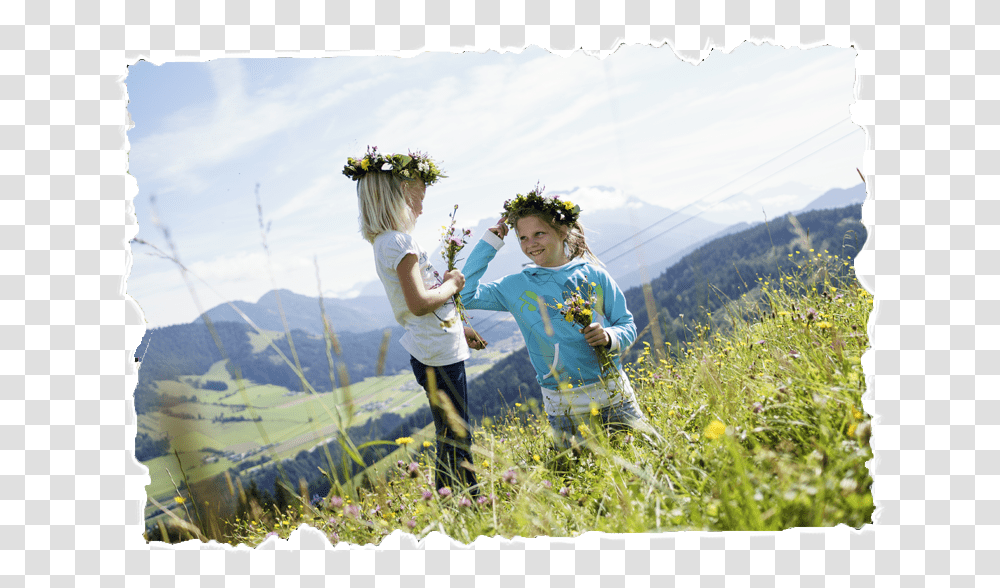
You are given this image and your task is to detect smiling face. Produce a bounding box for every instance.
[516,215,569,268]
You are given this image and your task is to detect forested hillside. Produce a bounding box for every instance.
[625,204,866,360]
[134,321,409,414]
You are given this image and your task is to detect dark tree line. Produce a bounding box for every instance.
[134,322,412,415]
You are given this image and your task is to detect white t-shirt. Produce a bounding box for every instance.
[373,231,470,367]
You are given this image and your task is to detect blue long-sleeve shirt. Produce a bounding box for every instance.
[460,231,636,390]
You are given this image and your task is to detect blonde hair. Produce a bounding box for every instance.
[512,211,604,266]
[356,172,420,243]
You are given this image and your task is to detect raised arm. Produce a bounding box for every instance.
[397,254,464,317]
[459,219,510,312]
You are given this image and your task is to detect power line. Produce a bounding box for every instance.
[596,116,852,258]
[602,127,862,266]
[471,124,862,338]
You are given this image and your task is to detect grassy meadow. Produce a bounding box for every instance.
[146,248,874,545]
[140,341,513,524]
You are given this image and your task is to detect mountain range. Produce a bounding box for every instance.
[195,183,865,338]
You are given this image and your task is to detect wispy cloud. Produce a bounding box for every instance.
[127,44,862,328]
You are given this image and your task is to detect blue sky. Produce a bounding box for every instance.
[126,43,864,328]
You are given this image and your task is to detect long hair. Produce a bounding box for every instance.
[356,172,419,243]
[509,210,604,266]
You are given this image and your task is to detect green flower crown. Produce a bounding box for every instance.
[343,146,446,186]
[501,184,581,228]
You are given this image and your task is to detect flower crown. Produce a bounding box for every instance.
[343,146,446,186]
[501,184,581,228]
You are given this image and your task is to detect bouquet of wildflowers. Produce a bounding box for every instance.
[436,206,484,348]
[556,282,616,380]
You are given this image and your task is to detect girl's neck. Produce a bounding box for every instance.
[537,256,572,269]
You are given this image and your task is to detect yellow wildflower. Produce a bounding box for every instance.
[533,455,541,462]
[395,437,414,445]
[173,496,186,505]
[847,423,857,437]
[704,420,726,440]
[578,424,590,438]
[360,158,370,170]
[423,441,432,448]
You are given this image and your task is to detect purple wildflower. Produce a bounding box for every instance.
[407,462,420,478]
[752,402,763,414]
[344,504,360,519]
[542,480,552,489]
[502,469,518,485]
[406,519,417,529]
[438,487,452,498]
[559,487,570,497]
[422,490,434,501]
[329,496,343,508]
[458,497,472,507]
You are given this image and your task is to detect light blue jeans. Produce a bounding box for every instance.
[547,396,649,450]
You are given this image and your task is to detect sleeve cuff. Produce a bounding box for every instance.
[607,329,620,351]
[482,230,505,250]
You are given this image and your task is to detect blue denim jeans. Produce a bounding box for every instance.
[410,356,478,495]
[547,396,648,450]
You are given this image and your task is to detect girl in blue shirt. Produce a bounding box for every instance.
[460,186,653,449]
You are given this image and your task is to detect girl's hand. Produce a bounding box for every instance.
[443,269,466,293]
[465,326,487,350]
[488,217,509,240]
[581,323,610,348]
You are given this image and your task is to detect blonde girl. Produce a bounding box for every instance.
[345,147,480,495]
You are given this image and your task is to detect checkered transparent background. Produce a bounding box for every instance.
[0,0,997,584]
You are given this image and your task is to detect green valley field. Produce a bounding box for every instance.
[139,340,515,526]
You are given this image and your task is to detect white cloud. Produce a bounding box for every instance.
[126,44,863,328]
